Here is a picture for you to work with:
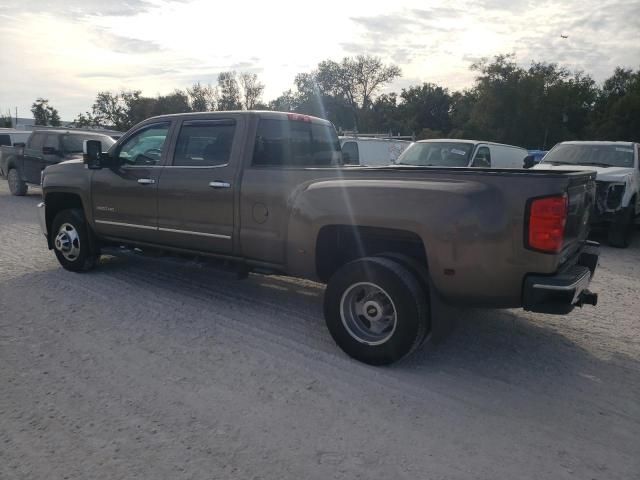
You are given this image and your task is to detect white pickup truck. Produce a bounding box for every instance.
[534,141,640,247]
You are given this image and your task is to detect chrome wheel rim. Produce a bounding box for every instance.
[54,223,81,261]
[340,282,397,345]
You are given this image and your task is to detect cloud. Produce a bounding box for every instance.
[2,0,638,120]
[411,6,466,19]
[94,28,163,54]
[507,1,640,81]
[78,66,179,79]
[350,14,423,36]
[0,0,156,19]
[345,10,455,64]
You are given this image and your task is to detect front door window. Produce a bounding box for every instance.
[117,123,170,166]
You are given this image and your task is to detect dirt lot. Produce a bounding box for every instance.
[1,181,639,480]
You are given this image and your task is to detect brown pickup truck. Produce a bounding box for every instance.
[37,111,599,365]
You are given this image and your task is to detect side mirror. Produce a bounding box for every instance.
[83,140,103,169]
[13,142,25,147]
[42,146,59,156]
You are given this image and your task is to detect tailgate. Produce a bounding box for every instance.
[562,172,596,261]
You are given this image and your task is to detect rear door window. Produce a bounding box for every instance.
[253,118,341,167]
[173,120,236,167]
[0,134,10,146]
[342,141,360,164]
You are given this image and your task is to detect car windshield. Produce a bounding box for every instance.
[542,144,635,168]
[62,134,115,154]
[396,142,474,166]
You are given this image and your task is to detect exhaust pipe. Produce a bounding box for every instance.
[577,290,598,307]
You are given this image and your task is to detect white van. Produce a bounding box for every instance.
[396,139,529,169]
[0,128,30,147]
[340,137,412,166]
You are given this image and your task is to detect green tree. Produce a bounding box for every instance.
[399,83,452,137]
[315,55,401,130]
[187,82,217,112]
[461,54,597,148]
[88,90,163,131]
[448,90,478,138]
[154,89,191,115]
[217,71,242,111]
[89,91,132,130]
[73,112,95,128]
[368,93,403,135]
[239,72,265,110]
[49,109,61,127]
[268,89,297,111]
[31,98,61,126]
[589,67,640,141]
[0,111,12,128]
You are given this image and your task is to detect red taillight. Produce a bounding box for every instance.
[287,113,311,123]
[527,194,568,253]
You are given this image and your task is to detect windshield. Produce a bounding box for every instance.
[396,142,473,166]
[542,144,635,168]
[62,134,115,154]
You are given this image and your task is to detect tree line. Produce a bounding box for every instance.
[24,54,640,149]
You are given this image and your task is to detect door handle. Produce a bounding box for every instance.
[138,178,156,185]
[209,181,231,189]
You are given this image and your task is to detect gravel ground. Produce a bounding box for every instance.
[1,181,639,480]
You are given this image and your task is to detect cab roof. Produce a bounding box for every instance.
[417,138,527,150]
[558,141,636,147]
[339,136,412,144]
[32,129,114,137]
[146,110,333,125]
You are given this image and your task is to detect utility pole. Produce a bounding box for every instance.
[15,107,18,128]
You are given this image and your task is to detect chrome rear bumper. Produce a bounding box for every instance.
[522,241,599,314]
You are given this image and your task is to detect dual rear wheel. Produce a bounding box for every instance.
[324,256,430,365]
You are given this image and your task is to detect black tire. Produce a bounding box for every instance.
[51,209,99,272]
[608,205,635,248]
[7,168,27,196]
[324,257,429,365]
[377,252,431,345]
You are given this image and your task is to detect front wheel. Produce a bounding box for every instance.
[324,257,429,365]
[51,209,99,272]
[8,168,27,196]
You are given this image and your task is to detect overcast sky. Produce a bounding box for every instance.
[0,0,638,120]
